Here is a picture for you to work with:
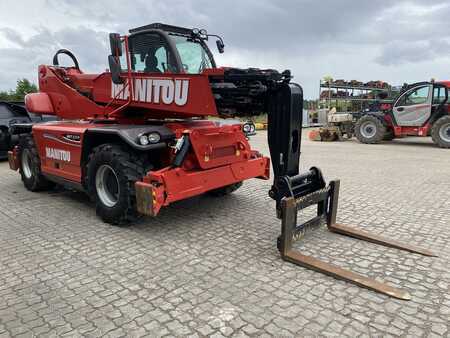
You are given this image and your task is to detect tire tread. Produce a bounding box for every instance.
[431,115,450,148]
[18,135,53,191]
[355,115,386,144]
[86,144,149,225]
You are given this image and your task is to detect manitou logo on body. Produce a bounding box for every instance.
[111,78,189,106]
[45,147,71,162]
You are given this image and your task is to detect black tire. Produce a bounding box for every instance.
[18,135,53,191]
[431,115,450,148]
[86,144,149,225]
[207,182,243,197]
[383,130,395,141]
[355,115,386,144]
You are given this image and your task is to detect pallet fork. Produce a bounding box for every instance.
[268,83,436,300]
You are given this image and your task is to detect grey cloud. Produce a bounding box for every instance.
[376,39,450,66]
[42,0,450,60]
[0,27,26,47]
[0,26,108,90]
[46,0,392,49]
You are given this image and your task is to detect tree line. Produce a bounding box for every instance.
[0,79,38,102]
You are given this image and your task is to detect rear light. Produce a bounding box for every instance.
[243,124,251,133]
[148,132,161,144]
[139,135,149,145]
[138,132,161,145]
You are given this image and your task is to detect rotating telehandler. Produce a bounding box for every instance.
[8,23,435,300]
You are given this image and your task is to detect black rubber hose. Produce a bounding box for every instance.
[52,49,80,70]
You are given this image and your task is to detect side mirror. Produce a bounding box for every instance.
[108,55,123,84]
[109,33,122,57]
[216,39,225,54]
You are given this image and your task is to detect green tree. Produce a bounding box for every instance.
[11,79,38,101]
[0,79,38,102]
[304,99,319,110]
[0,91,11,101]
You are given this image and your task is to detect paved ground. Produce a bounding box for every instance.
[0,132,449,337]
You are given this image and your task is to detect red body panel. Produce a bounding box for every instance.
[32,121,92,182]
[166,121,252,170]
[392,125,430,137]
[93,73,219,119]
[37,66,107,119]
[34,65,222,120]
[25,93,55,115]
[31,119,270,214]
[383,114,430,137]
[140,155,269,216]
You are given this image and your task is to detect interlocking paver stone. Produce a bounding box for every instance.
[0,133,449,336]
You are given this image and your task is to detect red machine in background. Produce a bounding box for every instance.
[355,81,450,147]
[8,23,435,300]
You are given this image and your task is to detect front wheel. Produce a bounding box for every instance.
[18,135,53,191]
[431,115,450,148]
[86,144,148,225]
[355,115,386,144]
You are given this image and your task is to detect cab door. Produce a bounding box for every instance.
[393,84,432,126]
[431,84,448,117]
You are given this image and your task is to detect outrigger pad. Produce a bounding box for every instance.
[277,176,436,300]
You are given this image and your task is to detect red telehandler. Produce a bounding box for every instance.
[355,81,450,147]
[8,23,435,300]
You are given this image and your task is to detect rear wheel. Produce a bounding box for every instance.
[431,115,450,148]
[86,144,149,225]
[208,182,243,197]
[18,135,53,191]
[355,115,386,144]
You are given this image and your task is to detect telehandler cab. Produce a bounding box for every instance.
[8,23,435,300]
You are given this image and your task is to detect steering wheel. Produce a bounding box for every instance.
[52,49,80,70]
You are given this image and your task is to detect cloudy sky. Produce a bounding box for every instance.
[0,0,449,98]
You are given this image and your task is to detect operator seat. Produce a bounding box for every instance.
[144,55,161,73]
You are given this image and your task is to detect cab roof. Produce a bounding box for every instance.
[437,80,450,88]
[129,23,193,37]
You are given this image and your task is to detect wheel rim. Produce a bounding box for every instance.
[439,122,450,143]
[95,164,120,207]
[21,149,33,179]
[360,121,377,138]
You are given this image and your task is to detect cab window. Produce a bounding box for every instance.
[172,35,213,73]
[433,86,447,104]
[397,86,430,106]
[125,33,177,73]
